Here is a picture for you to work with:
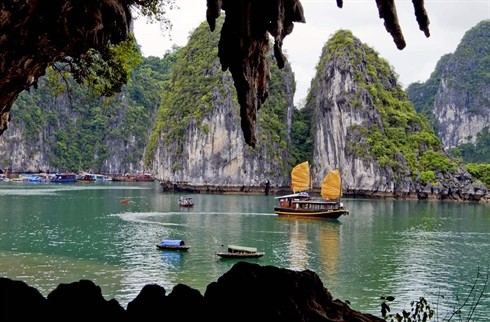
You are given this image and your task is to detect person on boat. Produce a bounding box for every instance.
[264,179,270,195]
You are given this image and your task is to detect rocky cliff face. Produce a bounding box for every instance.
[148,19,295,190]
[305,30,487,200]
[408,20,490,149]
[0,87,147,174]
[0,90,82,173]
[433,77,490,149]
[306,32,401,193]
[0,118,50,173]
[0,56,168,174]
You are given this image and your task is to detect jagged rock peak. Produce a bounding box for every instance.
[305,29,487,201]
[413,19,490,149]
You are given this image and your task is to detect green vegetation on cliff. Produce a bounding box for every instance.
[406,20,490,185]
[305,30,455,181]
[4,40,175,173]
[145,20,225,163]
[290,107,314,166]
[144,17,293,175]
[408,20,490,140]
[407,53,452,128]
[451,127,490,186]
[442,20,490,100]
[450,127,490,164]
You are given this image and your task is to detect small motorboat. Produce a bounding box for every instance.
[178,197,194,207]
[156,239,190,251]
[216,245,265,259]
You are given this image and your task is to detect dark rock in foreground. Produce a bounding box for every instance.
[0,278,48,320]
[204,262,382,321]
[0,262,383,321]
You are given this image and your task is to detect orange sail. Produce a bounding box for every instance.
[321,169,342,200]
[291,161,311,193]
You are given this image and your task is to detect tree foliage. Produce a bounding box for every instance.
[58,35,142,97]
[449,127,490,186]
[406,54,452,129]
[450,127,490,164]
[130,0,176,24]
[290,107,313,166]
[8,49,175,173]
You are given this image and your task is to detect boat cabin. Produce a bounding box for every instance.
[159,239,186,247]
[276,192,310,208]
[227,245,257,254]
[156,239,190,250]
[217,245,264,258]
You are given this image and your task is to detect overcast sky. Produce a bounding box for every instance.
[133,0,490,105]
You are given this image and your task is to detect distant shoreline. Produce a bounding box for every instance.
[159,181,489,203]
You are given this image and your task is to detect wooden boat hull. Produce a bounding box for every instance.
[216,252,265,259]
[156,244,190,251]
[273,207,348,219]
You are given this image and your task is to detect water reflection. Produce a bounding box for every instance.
[160,251,185,269]
[318,222,340,283]
[278,217,341,282]
[287,220,309,270]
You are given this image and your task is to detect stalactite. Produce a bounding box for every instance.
[375,0,406,49]
[412,0,431,37]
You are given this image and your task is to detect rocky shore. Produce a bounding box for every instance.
[161,180,490,203]
[1,262,383,321]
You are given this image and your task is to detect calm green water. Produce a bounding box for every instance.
[0,182,489,319]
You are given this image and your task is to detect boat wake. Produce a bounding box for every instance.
[115,212,190,226]
[114,211,274,225]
